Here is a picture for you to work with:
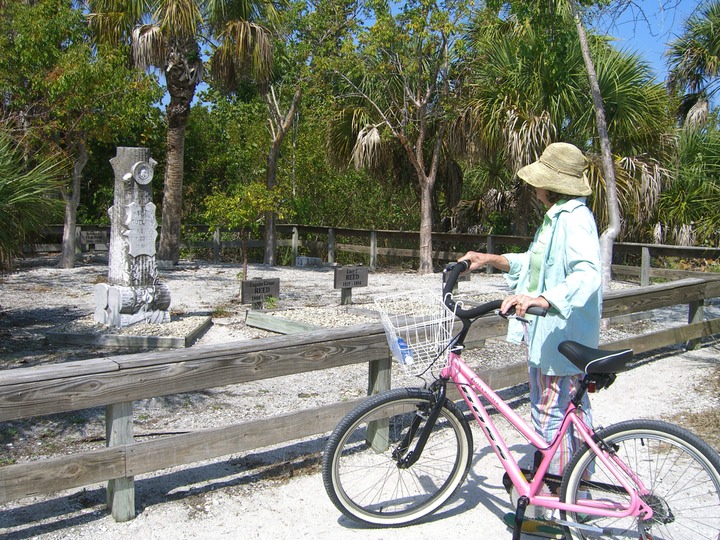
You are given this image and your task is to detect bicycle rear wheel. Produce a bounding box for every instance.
[560,419,720,539]
[322,387,473,527]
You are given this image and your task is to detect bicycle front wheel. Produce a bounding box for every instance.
[322,387,473,527]
[560,419,720,539]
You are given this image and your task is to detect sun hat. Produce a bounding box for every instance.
[516,142,592,196]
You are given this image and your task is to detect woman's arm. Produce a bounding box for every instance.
[458,251,510,273]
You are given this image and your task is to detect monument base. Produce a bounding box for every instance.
[94,283,171,328]
[47,315,212,349]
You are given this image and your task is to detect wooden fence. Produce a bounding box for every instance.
[1,276,719,521]
[26,224,720,286]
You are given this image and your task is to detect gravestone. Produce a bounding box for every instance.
[94,147,171,327]
[334,265,369,305]
[241,278,280,309]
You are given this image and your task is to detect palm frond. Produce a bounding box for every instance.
[0,133,65,269]
[352,124,384,170]
[132,24,167,70]
[206,0,279,32]
[155,0,203,38]
[215,20,273,85]
[505,108,556,172]
[87,0,146,44]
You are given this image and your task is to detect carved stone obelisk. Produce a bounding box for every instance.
[94,147,171,327]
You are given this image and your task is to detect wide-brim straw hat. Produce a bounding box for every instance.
[517,142,592,196]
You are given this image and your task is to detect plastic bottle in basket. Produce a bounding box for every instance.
[396,337,414,365]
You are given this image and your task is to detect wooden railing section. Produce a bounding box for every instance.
[26,224,720,286]
[0,277,719,521]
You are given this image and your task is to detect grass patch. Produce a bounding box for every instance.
[672,364,720,448]
[212,305,234,318]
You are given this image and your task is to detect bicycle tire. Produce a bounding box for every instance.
[560,419,720,539]
[322,387,473,527]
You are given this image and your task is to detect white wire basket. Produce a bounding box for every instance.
[374,288,457,375]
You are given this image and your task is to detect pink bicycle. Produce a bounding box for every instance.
[322,262,720,539]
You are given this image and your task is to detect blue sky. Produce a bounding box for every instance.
[593,0,699,82]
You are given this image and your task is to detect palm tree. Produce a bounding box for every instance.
[89,0,205,265]
[459,5,671,247]
[667,0,720,128]
[657,127,720,246]
[90,1,275,266]
[664,1,720,247]
[0,131,64,270]
[327,1,472,274]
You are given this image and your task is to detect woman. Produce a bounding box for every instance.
[459,142,602,479]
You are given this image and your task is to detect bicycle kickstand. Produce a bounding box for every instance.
[512,496,530,540]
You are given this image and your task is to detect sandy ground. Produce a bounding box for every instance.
[1,256,718,539]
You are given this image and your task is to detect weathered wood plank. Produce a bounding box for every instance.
[47,332,186,349]
[0,331,390,421]
[106,401,135,522]
[707,278,720,299]
[46,318,212,350]
[612,264,720,282]
[0,357,119,387]
[109,322,386,369]
[600,318,720,355]
[125,399,365,476]
[602,278,706,318]
[0,447,126,504]
[245,311,321,334]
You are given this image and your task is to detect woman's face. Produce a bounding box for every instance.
[535,188,551,208]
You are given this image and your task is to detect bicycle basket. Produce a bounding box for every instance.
[374,288,456,375]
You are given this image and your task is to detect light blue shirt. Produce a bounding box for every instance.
[503,198,602,376]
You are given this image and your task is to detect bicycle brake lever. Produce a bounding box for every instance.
[496,309,531,324]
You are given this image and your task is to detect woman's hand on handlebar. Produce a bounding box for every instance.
[458,251,486,272]
[501,294,551,318]
[458,251,510,273]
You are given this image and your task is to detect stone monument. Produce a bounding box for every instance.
[94,147,171,327]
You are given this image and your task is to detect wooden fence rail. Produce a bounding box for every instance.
[26,224,720,286]
[1,277,719,521]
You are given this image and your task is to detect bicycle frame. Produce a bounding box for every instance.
[439,350,653,521]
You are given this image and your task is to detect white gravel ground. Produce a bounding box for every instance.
[0,255,718,539]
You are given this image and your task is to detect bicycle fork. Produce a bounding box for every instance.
[392,380,448,469]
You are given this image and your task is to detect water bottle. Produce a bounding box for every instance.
[396,337,414,365]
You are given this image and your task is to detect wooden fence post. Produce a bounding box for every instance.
[106,401,135,522]
[328,228,335,264]
[212,227,221,263]
[687,299,704,350]
[370,231,377,271]
[292,226,299,261]
[340,288,352,305]
[75,226,82,254]
[366,356,392,451]
[641,247,651,286]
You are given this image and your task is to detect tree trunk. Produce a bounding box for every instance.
[264,138,281,265]
[157,40,201,266]
[59,140,88,269]
[158,122,186,265]
[242,233,249,281]
[418,178,434,274]
[569,0,621,289]
[263,86,302,266]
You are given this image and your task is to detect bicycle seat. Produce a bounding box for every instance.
[558,341,633,375]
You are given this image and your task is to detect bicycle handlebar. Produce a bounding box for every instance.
[442,261,547,320]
